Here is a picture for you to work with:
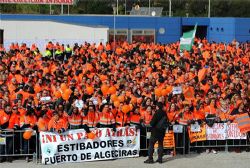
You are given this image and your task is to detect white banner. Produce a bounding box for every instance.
[226,123,247,139]
[173,125,183,133]
[40,127,140,165]
[191,122,201,132]
[172,86,182,95]
[206,123,227,140]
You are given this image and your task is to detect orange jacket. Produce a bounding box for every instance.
[37,117,50,132]
[82,111,99,128]
[99,112,115,126]
[20,115,37,129]
[68,113,82,128]
[130,113,141,125]
[48,117,68,132]
[9,113,20,129]
[115,111,130,127]
[0,110,10,127]
[142,112,152,126]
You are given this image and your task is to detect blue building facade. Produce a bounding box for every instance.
[0,14,249,44]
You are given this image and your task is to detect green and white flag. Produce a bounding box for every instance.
[180,24,197,51]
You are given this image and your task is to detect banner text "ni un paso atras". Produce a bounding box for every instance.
[40,127,140,165]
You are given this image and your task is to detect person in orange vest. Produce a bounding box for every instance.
[10,106,21,157]
[130,106,142,127]
[48,112,68,133]
[115,102,130,128]
[217,100,231,123]
[140,105,153,156]
[20,108,37,162]
[82,105,100,133]
[37,111,50,132]
[99,103,116,131]
[0,104,14,162]
[57,104,69,123]
[141,105,153,127]
[68,107,82,129]
[183,104,196,125]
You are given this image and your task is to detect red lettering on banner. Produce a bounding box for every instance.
[59,134,74,141]
[44,134,57,143]
[105,129,111,137]
[95,129,102,138]
[129,128,136,136]
[60,135,66,141]
[76,132,84,140]
[41,134,45,143]
[66,134,74,141]
[116,129,123,136]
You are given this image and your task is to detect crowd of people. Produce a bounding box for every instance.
[0,39,249,162]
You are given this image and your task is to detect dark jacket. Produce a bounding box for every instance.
[150,109,167,139]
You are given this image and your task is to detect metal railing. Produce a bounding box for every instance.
[0,130,38,163]
[1,126,250,164]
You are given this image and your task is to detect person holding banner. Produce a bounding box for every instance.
[68,107,82,130]
[82,105,100,133]
[48,111,68,133]
[144,103,168,164]
[99,104,116,131]
[115,102,131,128]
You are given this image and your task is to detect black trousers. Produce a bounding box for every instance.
[148,133,164,160]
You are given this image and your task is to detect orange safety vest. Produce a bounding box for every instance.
[20,115,37,129]
[99,112,115,126]
[68,114,82,127]
[218,108,230,122]
[183,111,194,121]
[48,117,68,132]
[193,109,205,120]
[178,111,189,125]
[82,111,99,128]
[9,113,20,129]
[235,113,250,133]
[130,114,141,125]
[204,105,217,115]
[143,112,152,126]
[37,117,50,132]
[0,110,10,126]
[116,112,130,127]
[167,111,178,122]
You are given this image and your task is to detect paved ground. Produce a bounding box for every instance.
[1,152,250,168]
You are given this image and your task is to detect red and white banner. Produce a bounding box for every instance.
[0,0,74,5]
[40,127,140,165]
[205,123,247,140]
[206,123,227,140]
[226,123,247,139]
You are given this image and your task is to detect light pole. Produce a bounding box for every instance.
[61,4,63,15]
[112,5,117,53]
[149,0,151,16]
[49,4,52,15]
[117,0,119,15]
[208,0,211,17]
[169,0,172,17]
[124,0,126,15]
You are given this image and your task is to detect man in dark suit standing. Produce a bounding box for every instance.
[144,102,167,164]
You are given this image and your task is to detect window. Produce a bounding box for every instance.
[131,29,155,43]
[109,29,128,43]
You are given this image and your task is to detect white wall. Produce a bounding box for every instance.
[0,20,108,51]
